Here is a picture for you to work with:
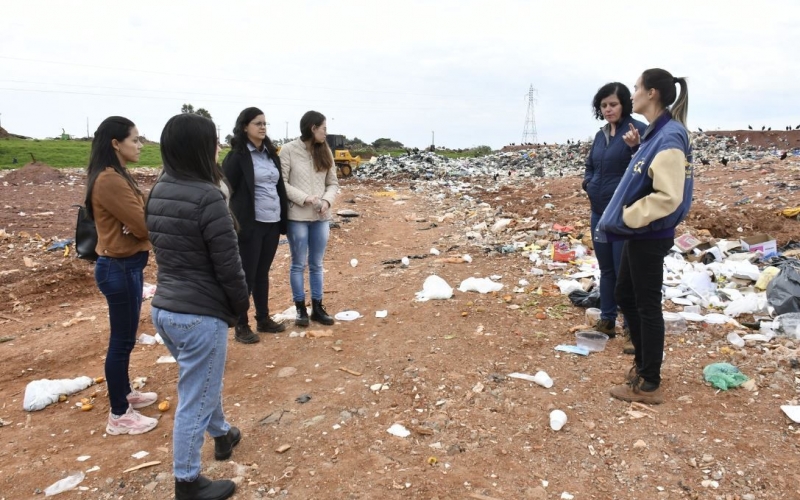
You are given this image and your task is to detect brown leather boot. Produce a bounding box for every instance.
[593,318,617,338]
[610,375,663,405]
[621,326,635,355]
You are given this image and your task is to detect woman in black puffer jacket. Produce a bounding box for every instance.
[146,113,247,500]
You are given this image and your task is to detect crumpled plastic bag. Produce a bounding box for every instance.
[556,279,583,295]
[415,275,453,301]
[23,376,94,411]
[568,288,600,308]
[703,362,749,390]
[458,277,503,294]
[44,472,85,496]
[723,293,761,317]
[767,261,800,315]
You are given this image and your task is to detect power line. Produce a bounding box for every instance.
[0,87,502,112]
[0,55,505,100]
[0,79,511,107]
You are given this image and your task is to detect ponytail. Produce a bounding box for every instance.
[671,77,689,127]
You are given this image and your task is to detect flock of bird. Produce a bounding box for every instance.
[745,124,800,131]
[696,125,800,133]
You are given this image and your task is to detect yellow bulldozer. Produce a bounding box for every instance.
[326,134,360,177]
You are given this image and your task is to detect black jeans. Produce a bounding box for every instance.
[95,251,148,415]
[237,221,281,326]
[615,238,673,386]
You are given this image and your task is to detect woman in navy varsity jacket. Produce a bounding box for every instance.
[596,68,692,405]
[583,83,646,352]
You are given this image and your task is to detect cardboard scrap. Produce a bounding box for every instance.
[307,329,333,338]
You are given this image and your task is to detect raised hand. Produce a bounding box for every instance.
[623,123,641,148]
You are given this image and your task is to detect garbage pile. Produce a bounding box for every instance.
[355,144,590,181]
[404,177,800,334]
[354,132,796,181]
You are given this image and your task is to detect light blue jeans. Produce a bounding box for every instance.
[287,220,330,302]
[151,306,231,482]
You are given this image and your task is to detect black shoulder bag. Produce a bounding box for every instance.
[73,205,98,261]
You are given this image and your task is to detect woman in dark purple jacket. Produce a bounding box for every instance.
[583,82,646,353]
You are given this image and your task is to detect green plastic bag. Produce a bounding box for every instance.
[703,362,749,390]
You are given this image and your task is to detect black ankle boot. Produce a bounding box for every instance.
[234,324,259,344]
[175,475,235,500]
[310,299,334,325]
[214,426,241,460]
[295,301,309,327]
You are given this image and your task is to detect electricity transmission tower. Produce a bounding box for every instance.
[521,85,538,144]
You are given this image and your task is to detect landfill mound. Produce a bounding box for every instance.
[355,132,798,181]
[1,162,63,184]
[707,129,800,151]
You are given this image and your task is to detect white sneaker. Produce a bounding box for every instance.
[106,406,158,435]
[127,389,158,409]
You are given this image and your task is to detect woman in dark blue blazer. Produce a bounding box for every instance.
[583,83,646,353]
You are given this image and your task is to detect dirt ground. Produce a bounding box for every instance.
[1,153,799,500]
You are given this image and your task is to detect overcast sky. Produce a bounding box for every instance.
[2,0,798,149]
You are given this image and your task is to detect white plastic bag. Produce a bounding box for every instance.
[681,271,715,294]
[556,279,583,295]
[415,275,453,301]
[23,376,94,412]
[44,472,85,496]
[723,294,760,317]
[458,277,503,294]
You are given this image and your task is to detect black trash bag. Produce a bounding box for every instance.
[767,260,800,315]
[568,288,600,308]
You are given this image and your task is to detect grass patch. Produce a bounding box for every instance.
[0,137,489,171]
[0,137,164,169]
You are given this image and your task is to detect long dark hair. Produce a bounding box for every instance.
[230,107,277,156]
[300,110,333,172]
[160,113,222,185]
[85,116,141,220]
[591,82,633,120]
[641,68,689,127]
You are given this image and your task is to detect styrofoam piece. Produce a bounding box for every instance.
[678,311,706,322]
[387,423,410,437]
[334,311,361,321]
[704,313,730,324]
[781,405,800,423]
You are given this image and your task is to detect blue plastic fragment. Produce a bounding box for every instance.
[47,239,74,251]
[555,345,590,356]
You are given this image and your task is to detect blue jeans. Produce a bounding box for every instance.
[590,211,625,323]
[95,251,148,416]
[287,220,330,302]
[151,306,231,482]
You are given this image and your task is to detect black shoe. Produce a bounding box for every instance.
[175,475,235,500]
[214,426,241,460]
[295,301,309,327]
[593,318,617,338]
[310,299,334,326]
[234,324,260,344]
[257,317,286,334]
